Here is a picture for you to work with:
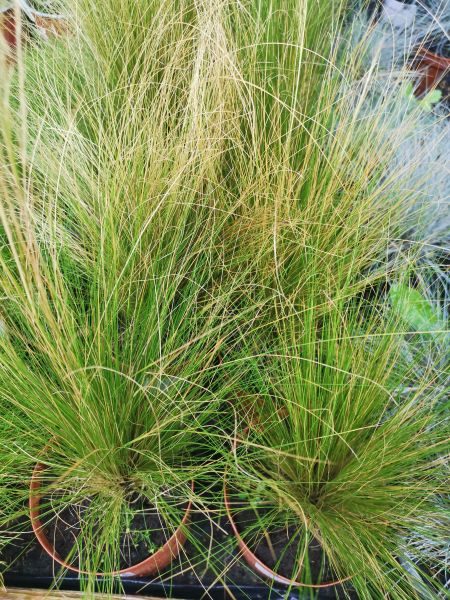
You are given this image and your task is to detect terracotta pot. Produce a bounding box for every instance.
[30,460,193,577]
[224,430,351,588]
[224,484,351,589]
[33,12,68,38]
[415,49,450,97]
[0,6,67,52]
[0,8,17,50]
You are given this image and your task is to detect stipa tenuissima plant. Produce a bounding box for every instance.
[212,2,449,598]
[218,1,449,317]
[225,298,448,599]
[0,0,448,597]
[0,0,248,591]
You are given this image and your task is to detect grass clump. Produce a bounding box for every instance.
[0,0,244,588]
[0,0,448,598]
[225,299,448,598]
[218,2,449,598]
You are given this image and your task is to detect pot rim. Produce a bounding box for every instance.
[416,48,450,71]
[0,4,65,20]
[29,455,193,578]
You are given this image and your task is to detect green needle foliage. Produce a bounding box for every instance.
[226,301,448,599]
[219,2,439,317]
[0,0,245,589]
[216,2,449,598]
[0,0,448,598]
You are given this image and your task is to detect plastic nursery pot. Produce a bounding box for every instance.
[224,431,351,589]
[415,49,450,98]
[30,460,194,578]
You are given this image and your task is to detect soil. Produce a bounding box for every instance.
[37,493,182,572]
[2,482,194,571]
[233,506,342,590]
[0,486,356,598]
[1,509,256,590]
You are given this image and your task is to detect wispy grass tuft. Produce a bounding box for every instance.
[0,0,448,597]
[225,299,448,599]
[0,0,247,589]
